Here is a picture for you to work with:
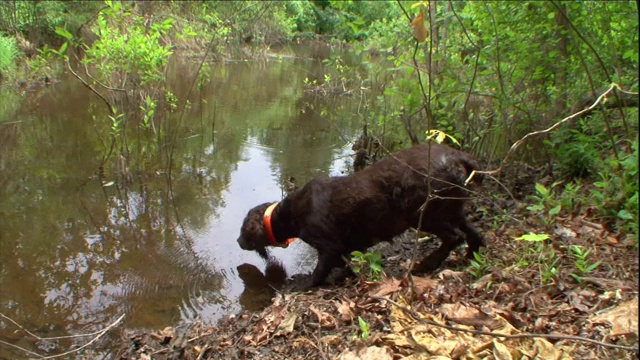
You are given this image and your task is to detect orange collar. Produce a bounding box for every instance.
[263,202,296,247]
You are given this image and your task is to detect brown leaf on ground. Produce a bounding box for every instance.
[274,313,297,336]
[309,305,338,329]
[590,298,639,337]
[407,275,438,294]
[335,298,355,323]
[581,277,632,290]
[440,303,504,330]
[438,269,466,280]
[338,345,393,360]
[368,277,402,297]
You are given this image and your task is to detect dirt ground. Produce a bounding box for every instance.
[114,163,639,360]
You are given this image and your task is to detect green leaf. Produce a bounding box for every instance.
[515,232,550,242]
[55,27,73,40]
[617,209,634,220]
[370,263,383,273]
[535,183,549,196]
[622,49,637,60]
[585,260,602,272]
[526,204,544,212]
[58,42,68,54]
[548,205,561,216]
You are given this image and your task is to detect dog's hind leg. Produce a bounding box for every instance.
[413,224,465,273]
[459,219,485,258]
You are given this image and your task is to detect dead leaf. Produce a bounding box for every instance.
[579,277,630,290]
[438,269,465,280]
[368,277,401,297]
[408,276,438,294]
[440,303,504,330]
[493,339,513,360]
[411,9,427,42]
[320,334,342,346]
[309,305,338,329]
[335,299,354,323]
[450,342,469,359]
[471,273,494,290]
[590,298,639,337]
[553,225,577,239]
[338,345,393,360]
[274,313,297,336]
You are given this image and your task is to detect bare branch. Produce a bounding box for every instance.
[465,84,635,185]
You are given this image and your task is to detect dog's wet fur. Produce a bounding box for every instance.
[237,143,484,290]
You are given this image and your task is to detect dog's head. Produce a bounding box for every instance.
[237,203,272,259]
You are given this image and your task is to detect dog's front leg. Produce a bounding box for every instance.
[295,249,343,291]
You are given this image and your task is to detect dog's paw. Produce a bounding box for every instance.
[412,260,441,274]
[290,274,314,292]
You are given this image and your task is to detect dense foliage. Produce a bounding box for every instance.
[0,0,637,238]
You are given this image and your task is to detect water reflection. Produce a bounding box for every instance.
[0,51,362,356]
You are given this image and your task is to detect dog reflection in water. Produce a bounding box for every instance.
[236,260,287,311]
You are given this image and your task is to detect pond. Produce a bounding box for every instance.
[0,49,367,356]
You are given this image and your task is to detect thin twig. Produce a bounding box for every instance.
[65,59,114,116]
[39,314,126,360]
[0,313,125,359]
[0,339,44,358]
[372,295,638,352]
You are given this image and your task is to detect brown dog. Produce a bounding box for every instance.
[237,142,484,290]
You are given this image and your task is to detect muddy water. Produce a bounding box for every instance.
[0,51,363,355]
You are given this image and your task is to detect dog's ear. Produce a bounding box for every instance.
[248,209,266,237]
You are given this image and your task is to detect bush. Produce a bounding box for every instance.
[0,34,19,79]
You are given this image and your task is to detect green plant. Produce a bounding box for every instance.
[467,250,489,280]
[140,95,157,132]
[350,250,383,281]
[0,34,19,79]
[109,111,124,136]
[538,247,560,285]
[557,181,584,214]
[514,232,559,285]
[569,245,602,283]
[357,316,370,340]
[590,140,638,241]
[547,119,605,179]
[526,182,562,225]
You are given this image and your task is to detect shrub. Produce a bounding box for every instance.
[0,34,19,79]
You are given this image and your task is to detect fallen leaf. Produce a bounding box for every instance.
[408,276,438,294]
[335,299,354,323]
[274,313,297,336]
[590,298,639,337]
[310,305,338,329]
[440,303,504,330]
[553,225,577,239]
[320,334,342,346]
[368,277,401,297]
[438,269,466,280]
[338,345,393,360]
[493,339,513,360]
[471,273,494,290]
